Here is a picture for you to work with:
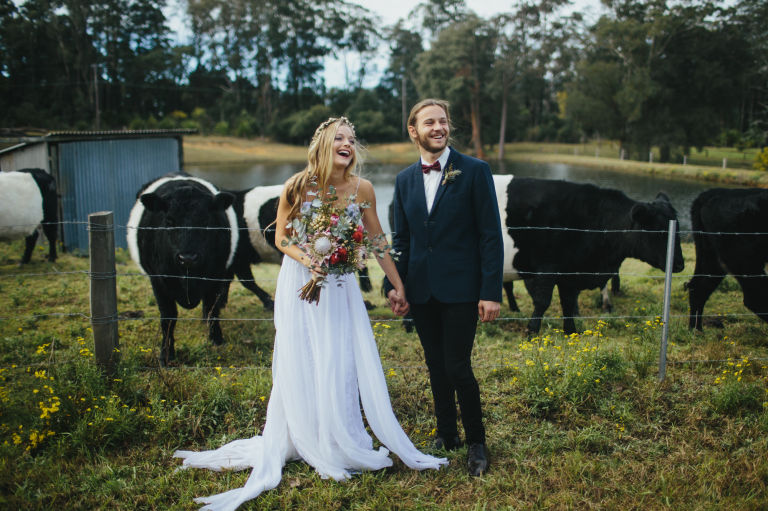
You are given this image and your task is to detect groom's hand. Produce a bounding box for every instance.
[478,300,500,322]
[387,289,410,316]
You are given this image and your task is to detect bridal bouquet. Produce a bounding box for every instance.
[282,182,392,305]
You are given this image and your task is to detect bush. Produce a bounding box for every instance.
[235,111,259,138]
[516,320,627,417]
[711,357,764,416]
[353,110,399,143]
[753,147,768,171]
[213,121,230,136]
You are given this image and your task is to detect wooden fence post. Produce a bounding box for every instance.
[89,211,119,374]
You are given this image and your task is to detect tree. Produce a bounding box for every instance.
[415,16,497,158]
[382,22,423,138]
[564,0,751,161]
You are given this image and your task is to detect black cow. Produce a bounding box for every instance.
[127,175,242,364]
[687,188,768,330]
[502,176,685,334]
[0,168,58,263]
[387,175,668,334]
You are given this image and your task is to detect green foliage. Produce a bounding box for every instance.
[710,357,764,416]
[273,104,333,144]
[513,321,628,418]
[234,111,259,138]
[754,147,768,171]
[213,121,230,136]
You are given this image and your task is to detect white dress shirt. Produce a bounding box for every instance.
[422,147,451,213]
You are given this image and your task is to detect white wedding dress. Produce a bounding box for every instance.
[174,256,447,510]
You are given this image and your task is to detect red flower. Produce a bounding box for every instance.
[336,246,348,262]
[352,225,364,243]
[329,253,340,265]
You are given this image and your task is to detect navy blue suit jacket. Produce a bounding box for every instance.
[385,148,503,304]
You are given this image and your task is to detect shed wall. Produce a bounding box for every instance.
[0,143,49,172]
[58,138,179,251]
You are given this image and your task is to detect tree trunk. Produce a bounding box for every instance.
[497,74,508,161]
[471,78,484,159]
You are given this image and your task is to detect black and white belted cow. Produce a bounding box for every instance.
[235,184,373,294]
[389,175,685,335]
[128,174,273,364]
[687,187,768,330]
[0,168,58,264]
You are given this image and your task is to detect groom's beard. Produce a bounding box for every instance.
[417,130,449,155]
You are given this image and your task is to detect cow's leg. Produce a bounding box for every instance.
[235,266,274,310]
[203,283,230,346]
[557,285,580,334]
[523,277,555,335]
[735,273,768,325]
[687,259,725,331]
[155,290,178,366]
[402,312,415,333]
[22,230,39,264]
[503,281,520,312]
[600,284,612,313]
[611,274,621,296]
[358,267,372,292]
[42,222,57,262]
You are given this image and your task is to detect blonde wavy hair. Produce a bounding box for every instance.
[283,116,362,220]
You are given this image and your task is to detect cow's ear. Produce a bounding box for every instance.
[211,192,234,211]
[630,203,652,226]
[140,193,167,212]
[654,192,671,203]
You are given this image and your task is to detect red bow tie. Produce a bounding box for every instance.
[422,161,441,173]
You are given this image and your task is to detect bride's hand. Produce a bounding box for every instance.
[387,289,410,316]
[309,265,326,281]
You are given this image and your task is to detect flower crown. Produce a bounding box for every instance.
[311,116,355,145]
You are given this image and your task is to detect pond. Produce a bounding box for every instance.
[186,159,731,234]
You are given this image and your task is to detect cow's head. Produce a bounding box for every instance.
[629,192,685,273]
[141,185,234,270]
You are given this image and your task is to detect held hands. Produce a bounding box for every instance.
[387,289,410,316]
[478,300,500,322]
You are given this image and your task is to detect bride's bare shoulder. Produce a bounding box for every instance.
[356,177,375,200]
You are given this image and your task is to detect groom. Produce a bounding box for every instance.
[384,99,503,476]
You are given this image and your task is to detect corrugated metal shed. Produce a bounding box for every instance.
[0,129,196,252]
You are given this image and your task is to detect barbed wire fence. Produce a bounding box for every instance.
[2,214,768,380]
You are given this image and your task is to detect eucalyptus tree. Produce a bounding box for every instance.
[491,0,579,158]
[408,0,469,36]
[565,0,748,161]
[382,21,423,138]
[729,0,768,143]
[415,15,497,158]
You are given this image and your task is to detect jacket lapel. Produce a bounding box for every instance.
[409,162,429,219]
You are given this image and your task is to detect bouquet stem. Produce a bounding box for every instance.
[299,276,324,305]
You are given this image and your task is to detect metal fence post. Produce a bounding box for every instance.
[89,211,119,374]
[658,219,677,381]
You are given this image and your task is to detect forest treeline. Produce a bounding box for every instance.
[0,0,766,162]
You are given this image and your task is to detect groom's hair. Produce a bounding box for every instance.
[407,98,452,140]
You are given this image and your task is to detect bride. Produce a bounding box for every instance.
[174,117,447,510]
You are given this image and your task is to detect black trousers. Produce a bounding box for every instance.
[411,299,485,445]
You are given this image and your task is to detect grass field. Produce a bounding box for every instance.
[1,236,768,510]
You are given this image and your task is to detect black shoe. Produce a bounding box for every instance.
[433,435,461,451]
[467,443,489,476]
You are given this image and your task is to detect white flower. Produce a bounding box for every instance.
[313,236,332,254]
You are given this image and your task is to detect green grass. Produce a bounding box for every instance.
[1,240,768,509]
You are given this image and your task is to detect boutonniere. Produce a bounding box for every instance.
[442,164,462,185]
